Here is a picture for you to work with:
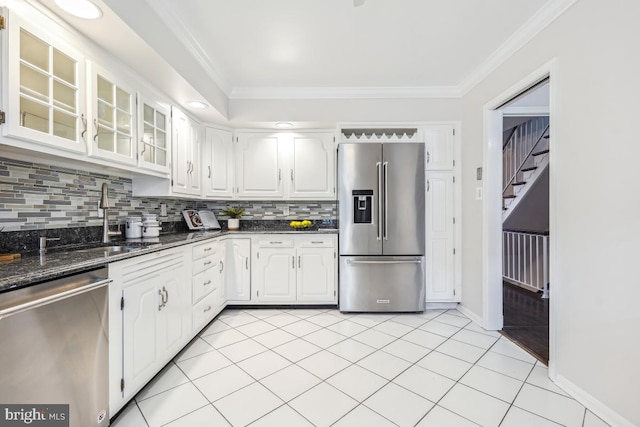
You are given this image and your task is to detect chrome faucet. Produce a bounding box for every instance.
[100,183,120,243]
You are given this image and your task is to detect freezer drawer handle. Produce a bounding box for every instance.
[345,259,422,265]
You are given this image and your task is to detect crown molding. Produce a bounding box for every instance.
[145,0,232,96]
[229,86,461,100]
[457,0,578,96]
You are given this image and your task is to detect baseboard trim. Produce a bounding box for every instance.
[425,302,458,310]
[457,304,485,327]
[553,375,635,427]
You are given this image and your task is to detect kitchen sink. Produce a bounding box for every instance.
[76,245,141,256]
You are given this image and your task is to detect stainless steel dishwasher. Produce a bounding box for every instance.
[0,268,111,426]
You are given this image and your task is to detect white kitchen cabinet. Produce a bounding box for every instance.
[424,125,455,171]
[138,95,171,174]
[109,247,191,414]
[425,171,458,301]
[3,10,86,153]
[289,133,336,199]
[172,107,201,196]
[235,132,285,199]
[254,247,297,302]
[297,246,336,302]
[203,126,235,199]
[192,239,226,332]
[226,238,251,301]
[86,62,137,165]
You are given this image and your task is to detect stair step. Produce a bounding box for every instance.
[503,195,517,199]
[532,149,550,156]
[521,166,537,172]
[512,181,526,186]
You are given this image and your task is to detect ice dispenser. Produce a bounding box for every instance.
[352,190,373,223]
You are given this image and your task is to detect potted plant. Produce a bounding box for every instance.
[220,205,245,230]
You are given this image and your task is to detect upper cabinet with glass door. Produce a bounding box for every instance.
[86,62,137,166]
[137,95,170,174]
[3,12,86,153]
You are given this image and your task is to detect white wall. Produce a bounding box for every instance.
[460,0,640,424]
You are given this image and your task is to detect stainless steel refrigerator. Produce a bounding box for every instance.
[338,142,425,312]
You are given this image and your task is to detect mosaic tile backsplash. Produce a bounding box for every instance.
[0,157,337,233]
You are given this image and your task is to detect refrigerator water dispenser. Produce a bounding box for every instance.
[352,190,373,223]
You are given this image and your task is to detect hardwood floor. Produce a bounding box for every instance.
[501,281,549,364]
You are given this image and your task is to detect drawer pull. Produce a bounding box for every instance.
[204,247,213,252]
[270,241,282,244]
[311,241,323,244]
[204,280,212,286]
[204,261,213,266]
[203,306,212,313]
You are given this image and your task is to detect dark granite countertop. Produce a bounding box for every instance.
[0,228,337,293]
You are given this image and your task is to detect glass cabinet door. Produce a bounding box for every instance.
[138,95,171,174]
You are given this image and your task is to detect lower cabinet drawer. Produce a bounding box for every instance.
[193,289,222,333]
[192,267,216,304]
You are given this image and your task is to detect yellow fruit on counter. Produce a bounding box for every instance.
[302,220,312,226]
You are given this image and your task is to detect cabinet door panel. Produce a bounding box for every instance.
[425,171,456,300]
[158,264,189,357]
[203,127,234,199]
[290,133,336,199]
[226,239,251,301]
[424,125,455,171]
[172,107,191,193]
[297,247,336,302]
[254,248,296,302]
[236,133,283,198]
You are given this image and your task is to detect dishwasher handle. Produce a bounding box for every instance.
[0,274,111,320]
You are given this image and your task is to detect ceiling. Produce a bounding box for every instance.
[38,0,565,123]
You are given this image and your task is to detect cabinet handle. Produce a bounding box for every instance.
[93,119,100,142]
[140,139,146,157]
[163,286,169,304]
[270,241,282,244]
[208,165,212,179]
[81,114,87,139]
[278,169,282,182]
[204,260,212,266]
[220,260,224,273]
[158,289,164,311]
[427,180,430,192]
[204,247,213,252]
[292,256,295,269]
[204,280,212,286]
[204,306,212,313]
[426,151,430,164]
[311,241,323,244]
[298,256,301,268]
[290,169,294,181]
[245,257,248,270]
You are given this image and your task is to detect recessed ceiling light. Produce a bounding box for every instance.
[275,122,294,129]
[185,101,209,109]
[54,0,102,19]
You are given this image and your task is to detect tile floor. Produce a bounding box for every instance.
[112,308,609,427]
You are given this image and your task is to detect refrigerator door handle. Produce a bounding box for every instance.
[383,161,389,241]
[376,161,383,241]
[345,259,422,265]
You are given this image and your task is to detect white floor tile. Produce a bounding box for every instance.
[476,351,534,381]
[202,329,249,349]
[446,309,468,318]
[260,364,321,402]
[235,320,277,337]
[439,383,509,427]
[111,402,148,427]
[326,338,376,362]
[390,314,430,328]
[264,313,302,327]
[419,320,461,338]
[416,351,473,381]
[214,382,283,427]
[305,312,343,327]
[500,406,562,427]
[192,365,255,402]
[248,405,314,427]
[583,410,611,427]
[252,328,297,348]
[237,350,292,380]
[219,309,244,319]
[176,349,233,381]
[137,382,209,427]
[363,382,434,427]
[393,365,455,402]
[164,405,231,427]
[451,329,499,349]
[419,309,447,320]
[402,329,448,349]
[175,337,215,362]
[381,338,432,363]
[351,329,397,349]
[357,350,412,380]
[436,339,487,364]
[333,405,397,427]
[199,320,232,337]
[272,338,321,362]
[514,384,585,427]
[220,312,260,327]
[525,365,570,397]
[372,320,414,337]
[463,321,502,338]
[136,363,190,402]
[459,365,523,403]
[217,338,268,363]
[326,364,388,401]
[326,319,369,337]
[434,312,471,328]
[242,309,284,319]
[489,338,537,364]
[287,308,326,319]
[301,328,347,348]
[349,314,391,328]
[416,405,480,427]
[297,350,351,379]
[280,319,322,337]
[289,383,358,427]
